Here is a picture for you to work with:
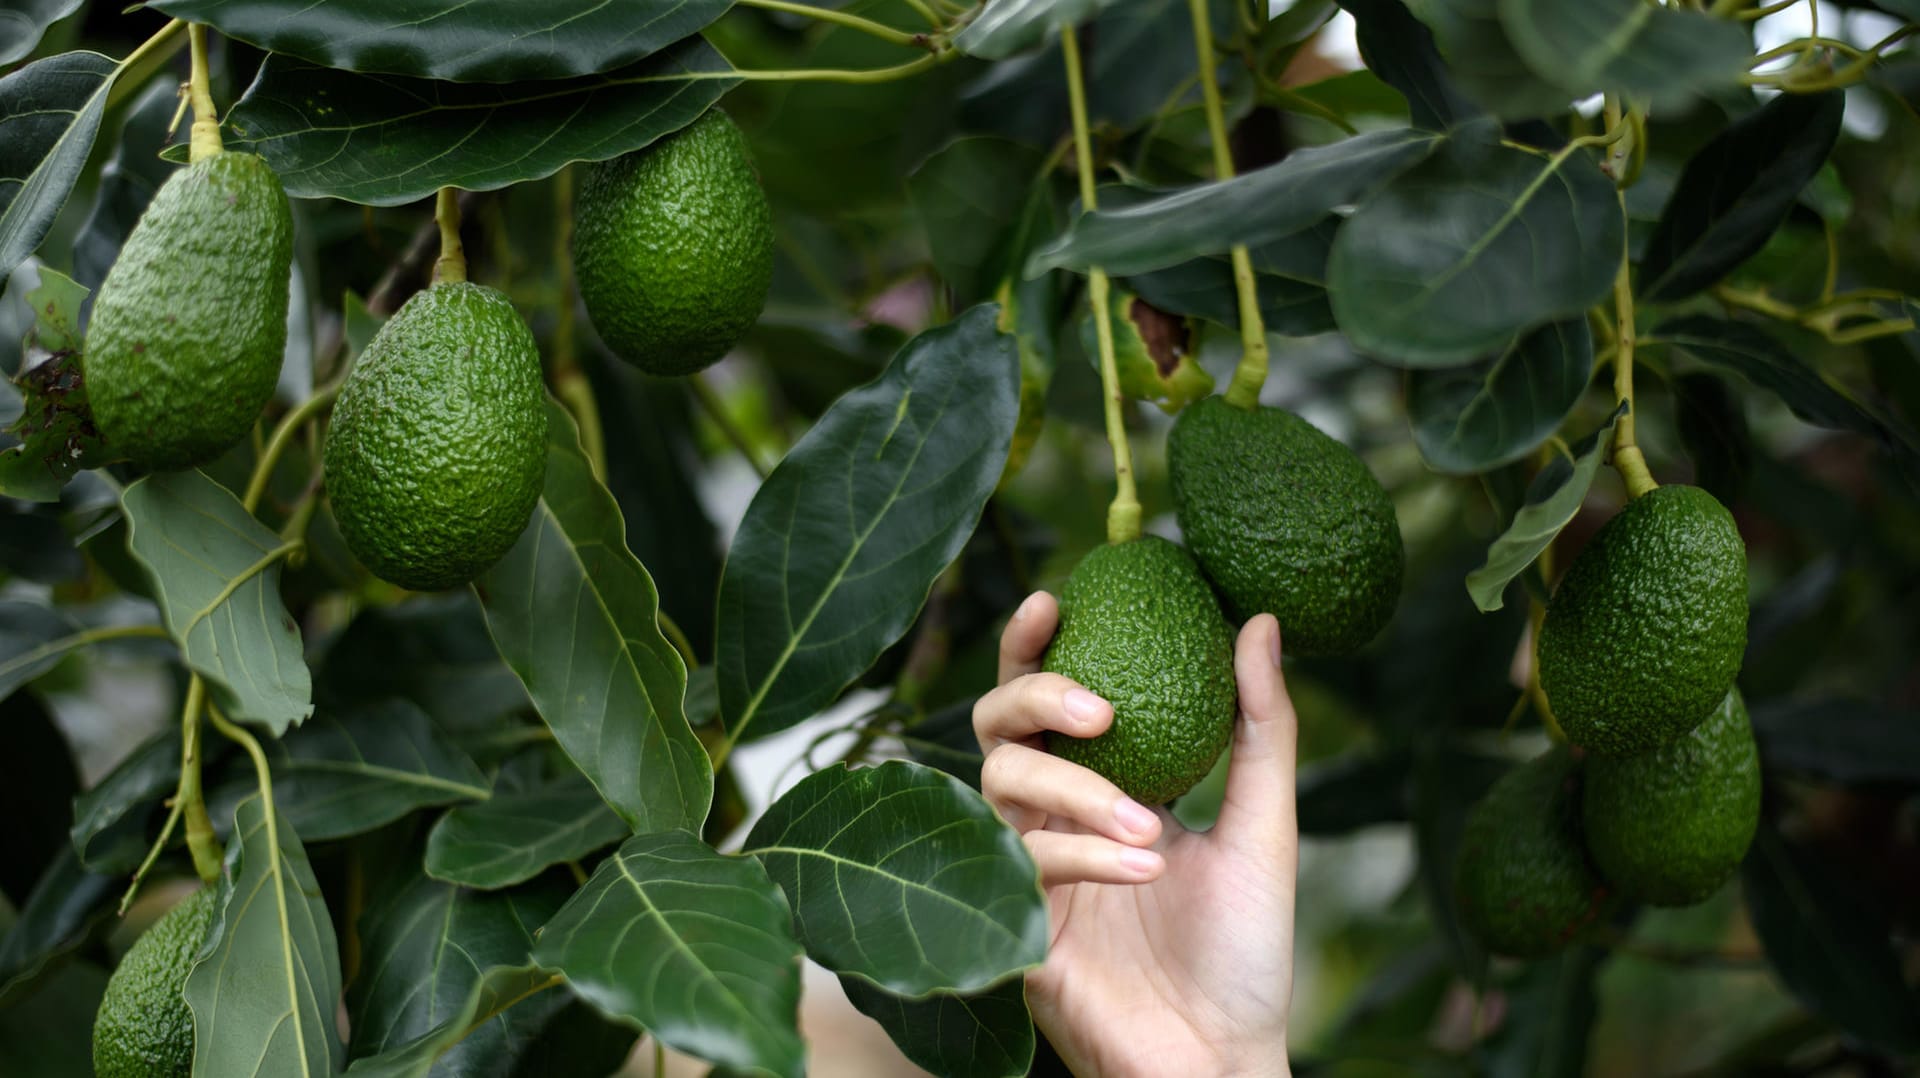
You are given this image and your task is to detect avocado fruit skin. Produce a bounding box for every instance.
[1539,484,1748,757]
[84,152,294,470]
[573,109,773,376]
[1583,689,1760,906]
[1168,397,1403,655]
[1042,536,1237,806]
[323,282,546,591]
[93,887,218,1078]
[1454,748,1612,958]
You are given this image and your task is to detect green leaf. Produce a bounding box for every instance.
[1750,697,1920,786]
[0,51,118,280]
[73,75,181,291]
[909,136,1050,308]
[742,761,1047,995]
[0,691,79,905]
[954,0,1122,60]
[225,38,735,205]
[1463,404,1624,612]
[1125,220,1339,338]
[344,964,563,1078]
[425,774,628,890]
[69,729,179,873]
[841,976,1034,1078]
[1337,0,1483,130]
[0,598,81,702]
[716,305,1019,741]
[186,792,347,1075]
[1329,122,1623,366]
[148,0,730,83]
[1497,0,1751,107]
[0,958,106,1076]
[1741,820,1920,1054]
[0,845,112,1006]
[211,699,489,841]
[122,470,313,734]
[1673,372,1752,504]
[1406,319,1594,475]
[476,399,711,834]
[1640,92,1846,302]
[317,594,529,736]
[0,0,86,65]
[1405,0,1570,119]
[533,830,806,1078]
[1027,128,1439,277]
[1479,946,1604,1077]
[0,268,105,501]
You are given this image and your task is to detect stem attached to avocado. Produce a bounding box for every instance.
[176,677,224,884]
[1186,0,1270,411]
[1061,29,1142,544]
[1601,96,1657,501]
[186,24,224,162]
[433,186,468,285]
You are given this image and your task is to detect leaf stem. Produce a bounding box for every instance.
[433,186,467,284]
[109,19,189,111]
[1188,0,1270,411]
[733,0,934,49]
[242,385,340,515]
[186,24,223,161]
[899,0,944,29]
[690,373,772,479]
[1062,28,1142,544]
[182,542,303,638]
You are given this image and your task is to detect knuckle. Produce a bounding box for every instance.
[980,744,1023,792]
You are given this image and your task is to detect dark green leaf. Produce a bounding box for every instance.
[0,691,77,905]
[716,306,1019,741]
[1673,372,1752,504]
[1297,749,1414,835]
[1406,319,1594,475]
[0,0,85,65]
[1749,697,1920,785]
[0,51,118,280]
[73,76,180,292]
[122,470,313,734]
[743,761,1047,995]
[345,964,566,1078]
[0,845,112,1005]
[425,775,628,890]
[1498,0,1751,107]
[1027,128,1439,277]
[1329,122,1623,366]
[1338,0,1483,130]
[841,976,1034,1078]
[0,598,81,701]
[533,830,805,1078]
[1464,404,1624,611]
[187,792,347,1075]
[1126,220,1339,338]
[0,958,106,1076]
[1640,92,1845,302]
[148,0,730,83]
[318,593,529,735]
[69,729,179,874]
[0,503,83,582]
[955,0,1121,60]
[1479,946,1604,1077]
[226,39,735,205]
[1406,0,1570,119]
[909,136,1049,307]
[477,400,711,834]
[1741,820,1920,1053]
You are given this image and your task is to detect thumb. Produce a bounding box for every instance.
[1213,614,1299,861]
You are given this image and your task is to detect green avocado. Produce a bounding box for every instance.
[1539,484,1748,757]
[1583,689,1760,906]
[1042,536,1237,805]
[1454,748,1612,958]
[83,152,294,470]
[1167,397,1403,655]
[573,109,773,376]
[323,281,546,591]
[93,887,217,1078]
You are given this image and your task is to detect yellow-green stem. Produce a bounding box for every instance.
[186,24,223,161]
[110,20,188,112]
[1528,534,1566,741]
[433,186,467,284]
[1062,29,1141,544]
[1610,256,1657,499]
[242,385,340,514]
[177,677,223,883]
[734,0,931,49]
[1188,0,1270,410]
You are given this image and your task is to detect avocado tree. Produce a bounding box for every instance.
[3,0,1919,1074]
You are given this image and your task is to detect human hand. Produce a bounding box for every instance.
[972,592,1298,1078]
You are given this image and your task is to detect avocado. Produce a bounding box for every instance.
[83,152,294,470]
[93,887,217,1078]
[1539,484,1747,757]
[1583,689,1760,906]
[573,109,773,376]
[1041,536,1237,805]
[1454,748,1612,958]
[323,282,546,590]
[1167,397,1403,655]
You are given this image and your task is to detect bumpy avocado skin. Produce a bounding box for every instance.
[1454,748,1612,958]
[1539,484,1748,757]
[1168,397,1403,655]
[84,152,293,470]
[1042,537,1238,805]
[92,887,217,1078]
[323,282,547,591]
[1583,690,1760,906]
[573,110,773,376]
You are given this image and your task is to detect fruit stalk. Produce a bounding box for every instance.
[1186,0,1270,411]
[175,677,223,884]
[1602,96,1656,500]
[186,24,223,162]
[433,186,468,284]
[1061,28,1142,544]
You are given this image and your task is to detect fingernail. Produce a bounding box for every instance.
[1269,622,1284,668]
[1114,798,1157,837]
[1119,847,1161,876]
[1063,688,1109,726]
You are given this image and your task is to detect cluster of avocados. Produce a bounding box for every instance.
[1455,483,1759,958]
[1043,396,1404,805]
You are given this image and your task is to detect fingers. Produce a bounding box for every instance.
[1023,829,1165,887]
[997,592,1059,685]
[981,743,1163,846]
[972,672,1112,754]
[1214,615,1300,860]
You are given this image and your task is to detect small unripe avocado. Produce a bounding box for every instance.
[323,282,546,590]
[1454,748,1612,958]
[573,109,773,376]
[1583,689,1760,906]
[84,152,294,470]
[1539,484,1748,757]
[1167,397,1403,655]
[1042,536,1237,806]
[93,887,218,1078]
